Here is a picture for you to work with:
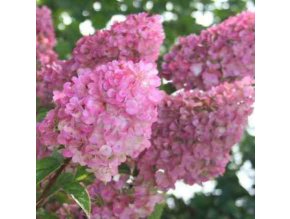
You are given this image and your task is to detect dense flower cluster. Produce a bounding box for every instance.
[161,12,255,90]
[73,13,164,69]
[54,172,163,219]
[137,77,254,190]
[88,175,163,219]
[37,61,164,182]
[37,109,58,159]
[36,6,57,67]
[36,6,255,218]
[36,10,164,105]
[36,6,60,105]
[56,203,85,219]
[36,60,77,105]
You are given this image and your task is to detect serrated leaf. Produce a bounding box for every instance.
[148,203,165,219]
[36,157,62,184]
[63,182,91,218]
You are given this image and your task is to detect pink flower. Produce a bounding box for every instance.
[161,11,255,90]
[36,6,57,67]
[37,109,60,159]
[137,77,254,190]
[55,203,85,219]
[36,11,165,106]
[37,60,77,105]
[36,6,60,105]
[37,60,164,182]
[55,172,164,219]
[73,13,164,69]
[88,175,164,219]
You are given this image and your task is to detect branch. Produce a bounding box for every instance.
[36,158,72,209]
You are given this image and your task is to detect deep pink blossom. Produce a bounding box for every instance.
[37,109,58,159]
[161,12,255,90]
[37,60,78,105]
[87,175,164,219]
[73,13,164,69]
[56,203,85,219]
[37,60,164,182]
[54,172,164,219]
[36,6,57,66]
[137,77,254,190]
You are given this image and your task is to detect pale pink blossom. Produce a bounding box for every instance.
[37,61,164,182]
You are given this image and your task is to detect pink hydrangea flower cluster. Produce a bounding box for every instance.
[36,60,78,106]
[36,11,165,106]
[137,77,254,190]
[36,6,57,67]
[37,109,58,159]
[56,203,85,219]
[87,175,163,219]
[161,11,255,91]
[54,172,163,219]
[37,61,164,182]
[72,13,164,69]
[36,6,255,218]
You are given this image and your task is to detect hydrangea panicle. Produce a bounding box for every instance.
[37,60,78,105]
[36,6,255,219]
[88,175,164,219]
[37,60,164,182]
[36,6,57,66]
[73,13,165,69]
[137,77,254,190]
[161,11,255,90]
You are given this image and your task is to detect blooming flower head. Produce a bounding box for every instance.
[37,109,58,159]
[73,13,164,69]
[137,77,254,190]
[36,6,59,105]
[36,7,256,218]
[37,60,164,182]
[36,6,57,66]
[54,171,164,219]
[161,11,255,90]
[55,203,85,219]
[88,175,164,219]
[37,60,78,105]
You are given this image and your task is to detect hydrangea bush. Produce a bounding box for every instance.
[36,6,255,219]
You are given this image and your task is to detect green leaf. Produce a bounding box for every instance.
[159,83,176,95]
[74,166,94,184]
[48,172,75,196]
[118,163,131,175]
[148,203,165,219]
[63,182,91,218]
[36,208,58,219]
[37,107,49,122]
[36,157,62,184]
[51,150,64,163]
